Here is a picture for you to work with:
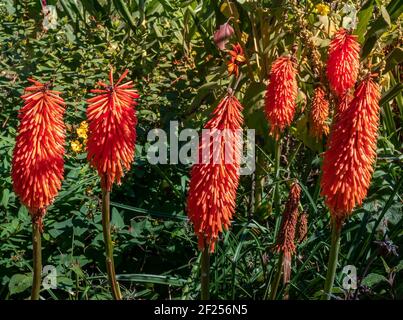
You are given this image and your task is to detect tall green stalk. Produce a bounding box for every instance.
[102,188,122,300]
[322,219,342,300]
[200,246,210,300]
[269,138,283,300]
[31,222,42,300]
[273,139,282,238]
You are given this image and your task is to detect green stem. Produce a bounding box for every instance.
[102,188,122,300]
[269,252,283,300]
[322,219,342,300]
[273,139,282,237]
[200,246,210,300]
[31,221,42,300]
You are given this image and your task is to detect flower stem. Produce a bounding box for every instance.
[322,219,342,300]
[200,246,210,300]
[269,252,283,300]
[31,221,42,300]
[273,139,282,237]
[102,188,122,300]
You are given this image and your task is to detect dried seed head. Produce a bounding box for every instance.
[296,211,308,244]
[275,182,301,283]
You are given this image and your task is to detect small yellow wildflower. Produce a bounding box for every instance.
[79,121,88,129]
[316,3,330,16]
[76,121,88,140]
[71,140,82,153]
[76,127,88,140]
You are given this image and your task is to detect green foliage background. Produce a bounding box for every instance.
[0,0,402,299]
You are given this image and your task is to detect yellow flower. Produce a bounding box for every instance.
[71,140,82,153]
[76,121,88,140]
[76,127,88,140]
[316,3,330,16]
[79,121,88,129]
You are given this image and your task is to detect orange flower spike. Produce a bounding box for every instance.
[326,28,360,97]
[310,86,330,139]
[86,69,139,192]
[187,93,244,253]
[12,78,66,228]
[275,182,301,283]
[321,77,381,225]
[264,56,298,139]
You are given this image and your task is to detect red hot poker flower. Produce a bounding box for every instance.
[264,56,298,139]
[310,86,330,139]
[12,78,66,228]
[86,69,139,191]
[326,28,360,97]
[187,93,243,252]
[227,43,246,77]
[321,77,380,225]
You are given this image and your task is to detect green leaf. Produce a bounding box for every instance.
[9,274,32,295]
[384,47,403,73]
[395,260,403,273]
[355,0,375,43]
[381,256,391,274]
[380,82,403,107]
[380,6,391,27]
[113,0,137,32]
[1,188,10,208]
[361,273,388,287]
[116,273,186,286]
[362,0,403,58]
[111,207,125,229]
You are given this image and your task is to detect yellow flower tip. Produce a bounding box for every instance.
[316,3,330,16]
[71,140,83,153]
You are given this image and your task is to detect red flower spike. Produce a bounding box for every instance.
[12,78,66,229]
[321,77,381,225]
[264,56,298,139]
[326,28,360,97]
[86,69,139,192]
[187,94,244,253]
[310,86,330,139]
